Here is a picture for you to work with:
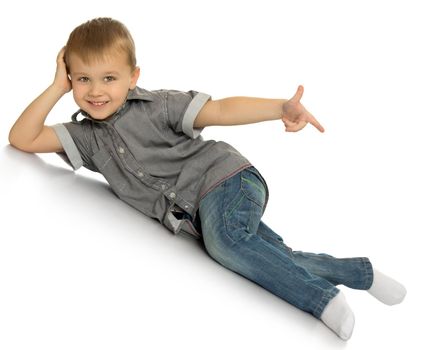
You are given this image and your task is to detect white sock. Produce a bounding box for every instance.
[367,269,407,305]
[320,291,355,341]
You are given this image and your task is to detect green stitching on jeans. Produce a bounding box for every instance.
[242,177,264,193]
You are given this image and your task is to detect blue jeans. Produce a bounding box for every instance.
[198,167,374,319]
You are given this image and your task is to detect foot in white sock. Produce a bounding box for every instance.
[320,291,355,341]
[367,269,407,305]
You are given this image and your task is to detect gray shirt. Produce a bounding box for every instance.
[52,87,253,238]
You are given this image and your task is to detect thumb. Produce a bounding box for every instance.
[292,85,304,103]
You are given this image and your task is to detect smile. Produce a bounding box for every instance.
[88,101,109,106]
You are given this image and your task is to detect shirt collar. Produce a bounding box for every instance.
[126,86,155,101]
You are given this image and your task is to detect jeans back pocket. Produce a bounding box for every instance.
[240,167,267,208]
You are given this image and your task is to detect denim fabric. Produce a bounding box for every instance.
[198,167,374,319]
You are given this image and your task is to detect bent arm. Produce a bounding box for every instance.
[194,97,287,128]
[9,48,72,153]
[9,84,65,153]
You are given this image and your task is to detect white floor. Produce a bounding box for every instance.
[1,143,438,349]
[2,1,440,349]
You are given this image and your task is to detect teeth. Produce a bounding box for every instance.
[90,101,107,106]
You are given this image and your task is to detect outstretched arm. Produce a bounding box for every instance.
[9,48,71,153]
[194,85,324,133]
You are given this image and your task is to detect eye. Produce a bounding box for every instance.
[78,76,89,83]
[104,76,116,83]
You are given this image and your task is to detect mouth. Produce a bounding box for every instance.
[87,100,110,107]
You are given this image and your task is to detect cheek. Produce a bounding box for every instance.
[71,86,90,107]
[110,84,130,100]
[72,90,82,105]
[72,84,85,98]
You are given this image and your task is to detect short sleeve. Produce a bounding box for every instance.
[51,121,95,171]
[165,90,211,139]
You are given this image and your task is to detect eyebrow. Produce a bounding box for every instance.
[71,71,121,76]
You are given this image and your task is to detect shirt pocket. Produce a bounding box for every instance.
[91,148,128,195]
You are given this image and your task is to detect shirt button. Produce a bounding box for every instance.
[169,192,176,199]
[137,171,144,177]
[184,205,189,209]
[118,146,125,154]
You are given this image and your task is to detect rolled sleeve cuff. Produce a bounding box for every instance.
[52,124,83,170]
[182,92,211,139]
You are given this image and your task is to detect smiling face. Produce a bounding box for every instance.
[69,52,140,120]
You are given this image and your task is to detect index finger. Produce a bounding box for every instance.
[308,114,325,133]
[57,46,66,60]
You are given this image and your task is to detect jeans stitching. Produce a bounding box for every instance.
[240,172,266,208]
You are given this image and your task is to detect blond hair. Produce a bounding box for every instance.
[65,17,136,71]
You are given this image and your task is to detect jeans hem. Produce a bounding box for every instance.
[362,257,374,290]
[314,288,340,319]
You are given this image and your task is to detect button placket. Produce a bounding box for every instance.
[109,128,151,185]
[105,122,196,215]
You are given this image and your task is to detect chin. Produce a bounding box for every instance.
[81,107,113,120]
[90,113,112,121]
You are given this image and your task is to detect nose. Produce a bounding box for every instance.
[88,81,103,97]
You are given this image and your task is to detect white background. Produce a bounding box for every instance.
[1,0,439,348]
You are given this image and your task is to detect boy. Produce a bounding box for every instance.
[9,18,406,340]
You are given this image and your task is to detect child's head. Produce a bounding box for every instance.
[65,17,137,72]
[65,18,140,120]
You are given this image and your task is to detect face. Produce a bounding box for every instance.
[69,52,140,120]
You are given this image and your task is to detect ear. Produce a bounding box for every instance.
[129,67,140,90]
